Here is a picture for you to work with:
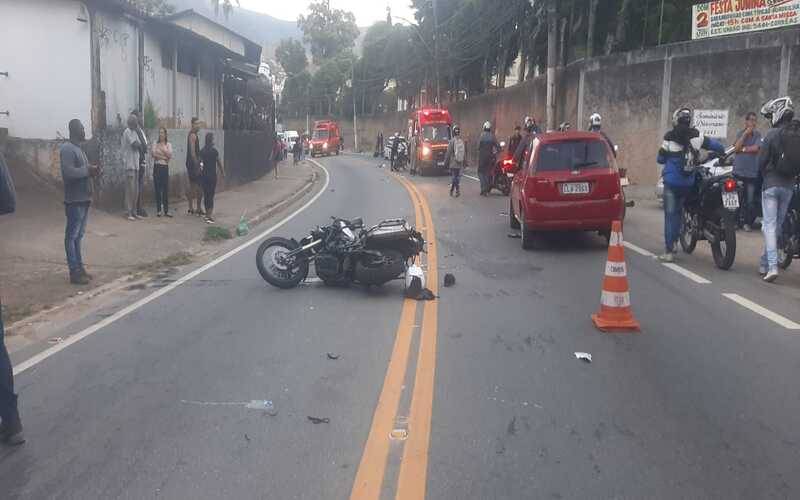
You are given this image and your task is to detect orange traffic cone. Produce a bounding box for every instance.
[591,221,641,332]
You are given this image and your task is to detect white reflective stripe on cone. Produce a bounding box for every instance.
[600,290,631,308]
[609,231,624,247]
[605,261,627,277]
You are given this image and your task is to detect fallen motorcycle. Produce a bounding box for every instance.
[256,217,425,289]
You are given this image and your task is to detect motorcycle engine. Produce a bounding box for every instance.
[315,253,345,285]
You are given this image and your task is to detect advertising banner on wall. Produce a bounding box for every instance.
[692,0,800,40]
[693,110,730,138]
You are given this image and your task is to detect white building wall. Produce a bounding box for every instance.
[143,32,173,125]
[0,0,91,139]
[96,10,138,128]
[171,16,245,57]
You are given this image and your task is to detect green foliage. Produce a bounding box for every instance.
[275,38,308,76]
[143,96,158,129]
[204,226,233,242]
[297,0,360,65]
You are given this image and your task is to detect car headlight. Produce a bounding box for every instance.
[323,143,328,149]
[422,146,431,157]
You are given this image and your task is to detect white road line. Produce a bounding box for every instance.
[622,241,655,257]
[463,174,480,182]
[722,293,800,330]
[661,263,712,284]
[13,162,331,376]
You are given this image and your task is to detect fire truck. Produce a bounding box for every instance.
[309,120,342,157]
[409,108,453,176]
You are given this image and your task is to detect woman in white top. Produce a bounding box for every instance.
[151,127,173,217]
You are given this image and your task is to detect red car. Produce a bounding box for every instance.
[509,131,625,249]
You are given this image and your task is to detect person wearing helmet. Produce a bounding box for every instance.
[757,96,799,282]
[507,125,523,160]
[588,113,617,158]
[390,131,401,171]
[478,121,501,196]
[513,116,541,169]
[656,107,725,263]
[558,122,572,132]
[444,125,467,197]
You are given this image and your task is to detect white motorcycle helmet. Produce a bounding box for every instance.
[483,121,492,131]
[589,113,602,129]
[405,263,425,292]
[672,107,693,127]
[761,97,794,127]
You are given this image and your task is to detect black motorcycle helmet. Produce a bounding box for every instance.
[673,108,692,127]
[523,116,537,133]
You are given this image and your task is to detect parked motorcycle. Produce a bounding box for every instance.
[490,155,515,196]
[679,157,740,270]
[256,217,425,289]
[778,177,800,269]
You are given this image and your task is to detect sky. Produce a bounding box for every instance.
[238,0,417,26]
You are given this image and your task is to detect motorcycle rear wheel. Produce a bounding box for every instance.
[256,237,309,289]
[711,210,737,270]
[679,208,698,254]
[779,211,797,270]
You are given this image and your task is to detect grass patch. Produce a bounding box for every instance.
[204,226,233,242]
[134,251,194,274]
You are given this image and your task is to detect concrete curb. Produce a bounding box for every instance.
[245,168,319,230]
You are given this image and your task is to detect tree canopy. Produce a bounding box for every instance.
[275,38,308,77]
[297,0,360,65]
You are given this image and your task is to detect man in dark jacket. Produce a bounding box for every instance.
[0,151,25,446]
[513,116,541,170]
[507,125,522,161]
[478,121,501,196]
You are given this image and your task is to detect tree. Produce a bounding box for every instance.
[124,0,174,16]
[210,0,239,19]
[275,39,308,76]
[297,0,360,65]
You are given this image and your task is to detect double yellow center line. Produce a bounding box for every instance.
[350,174,439,500]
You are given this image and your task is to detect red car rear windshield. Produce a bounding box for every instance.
[536,140,609,172]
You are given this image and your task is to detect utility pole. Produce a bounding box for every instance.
[352,64,358,153]
[658,0,666,45]
[587,0,598,58]
[432,0,440,106]
[546,0,557,131]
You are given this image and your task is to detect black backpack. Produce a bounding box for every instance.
[775,120,800,177]
[0,152,16,216]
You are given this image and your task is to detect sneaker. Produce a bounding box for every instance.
[658,253,675,263]
[137,210,149,218]
[743,224,752,232]
[205,217,215,224]
[456,190,461,197]
[165,212,173,218]
[80,268,94,281]
[188,209,195,215]
[0,416,25,446]
[764,270,779,283]
[134,214,143,220]
[157,211,163,217]
[127,215,136,221]
[759,266,767,276]
[70,272,89,285]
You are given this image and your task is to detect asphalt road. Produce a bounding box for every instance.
[3,153,800,499]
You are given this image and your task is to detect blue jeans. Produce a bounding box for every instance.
[65,202,90,274]
[739,177,759,226]
[760,186,794,272]
[450,168,461,193]
[663,185,692,253]
[0,301,18,423]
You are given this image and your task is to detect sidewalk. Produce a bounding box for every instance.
[0,160,320,332]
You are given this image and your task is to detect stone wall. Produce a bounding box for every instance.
[286,26,800,186]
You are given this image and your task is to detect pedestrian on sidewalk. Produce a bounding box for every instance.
[122,114,141,221]
[62,119,101,285]
[478,121,500,196]
[758,97,800,282]
[0,151,25,446]
[445,125,466,197]
[132,110,149,218]
[657,108,725,263]
[734,112,762,231]
[292,135,302,165]
[272,133,282,179]
[152,127,173,218]
[186,118,204,216]
[200,132,225,224]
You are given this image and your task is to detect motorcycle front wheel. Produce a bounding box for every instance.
[679,208,698,254]
[711,210,737,270]
[256,237,310,289]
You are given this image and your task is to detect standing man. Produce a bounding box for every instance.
[588,113,617,157]
[0,150,25,446]
[478,121,500,196]
[390,132,400,171]
[131,110,149,218]
[122,114,141,221]
[445,125,466,197]
[758,97,799,282]
[186,118,204,215]
[733,112,762,231]
[507,125,522,161]
[656,108,725,263]
[62,119,100,284]
[513,116,541,169]
[272,133,282,179]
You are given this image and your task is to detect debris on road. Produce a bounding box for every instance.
[507,232,521,239]
[390,429,408,440]
[326,353,340,360]
[48,337,64,344]
[244,434,251,442]
[574,352,592,363]
[307,416,331,424]
[246,400,278,416]
[237,214,250,237]
[443,273,456,287]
